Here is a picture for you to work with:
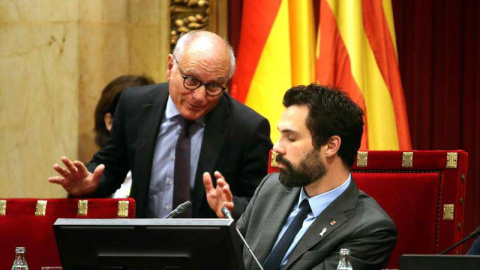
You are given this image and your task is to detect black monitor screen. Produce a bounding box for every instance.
[53,218,245,270]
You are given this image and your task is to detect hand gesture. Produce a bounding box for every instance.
[48,156,104,197]
[203,171,234,218]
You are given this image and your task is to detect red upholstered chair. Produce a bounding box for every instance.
[268,150,470,269]
[0,198,136,270]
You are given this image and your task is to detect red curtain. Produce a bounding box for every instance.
[229,0,479,246]
[392,0,480,244]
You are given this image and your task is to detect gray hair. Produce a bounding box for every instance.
[173,31,236,79]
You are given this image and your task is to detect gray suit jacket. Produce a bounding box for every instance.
[87,83,272,218]
[237,173,397,270]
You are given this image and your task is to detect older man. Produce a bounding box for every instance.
[49,31,272,218]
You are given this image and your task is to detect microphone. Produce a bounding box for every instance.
[221,206,264,270]
[440,226,480,254]
[164,201,192,219]
[221,206,234,219]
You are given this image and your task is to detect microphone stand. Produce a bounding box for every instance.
[440,226,480,255]
[222,206,264,270]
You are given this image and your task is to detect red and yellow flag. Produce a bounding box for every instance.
[230,0,316,142]
[316,0,411,150]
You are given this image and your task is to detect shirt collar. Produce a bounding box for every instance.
[165,96,206,127]
[299,173,352,217]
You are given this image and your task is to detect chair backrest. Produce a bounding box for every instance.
[0,198,136,270]
[268,150,469,269]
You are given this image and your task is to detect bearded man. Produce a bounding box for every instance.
[204,83,397,270]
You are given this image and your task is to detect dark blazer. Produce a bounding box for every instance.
[237,173,397,270]
[88,83,273,218]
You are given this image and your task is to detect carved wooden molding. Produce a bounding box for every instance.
[170,0,227,52]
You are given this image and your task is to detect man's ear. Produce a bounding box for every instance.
[104,113,113,132]
[166,54,174,81]
[325,135,341,158]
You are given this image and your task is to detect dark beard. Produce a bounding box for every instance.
[276,150,326,188]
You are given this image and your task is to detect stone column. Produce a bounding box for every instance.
[0,0,80,198]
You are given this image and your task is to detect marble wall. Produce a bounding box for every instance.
[0,0,170,198]
[76,0,170,163]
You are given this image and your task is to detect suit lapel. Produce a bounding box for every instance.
[191,94,231,214]
[255,187,300,263]
[285,180,359,269]
[134,85,169,217]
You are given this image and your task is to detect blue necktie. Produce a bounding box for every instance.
[263,199,311,270]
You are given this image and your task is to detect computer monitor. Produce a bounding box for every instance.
[53,218,245,270]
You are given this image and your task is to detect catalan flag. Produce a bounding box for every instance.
[316,0,411,150]
[230,0,316,142]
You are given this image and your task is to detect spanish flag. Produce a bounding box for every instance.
[316,0,411,150]
[230,0,316,142]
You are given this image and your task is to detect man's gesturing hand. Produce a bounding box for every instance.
[48,156,104,197]
[203,171,234,218]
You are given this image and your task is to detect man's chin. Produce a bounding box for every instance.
[278,172,297,188]
[278,170,316,188]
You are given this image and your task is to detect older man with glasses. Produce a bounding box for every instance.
[49,31,273,219]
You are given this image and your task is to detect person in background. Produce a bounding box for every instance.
[205,84,397,270]
[49,30,273,218]
[467,237,480,255]
[93,75,155,198]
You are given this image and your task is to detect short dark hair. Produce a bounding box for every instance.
[283,83,364,168]
[94,75,155,147]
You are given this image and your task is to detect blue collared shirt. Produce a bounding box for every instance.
[147,96,205,218]
[274,174,352,269]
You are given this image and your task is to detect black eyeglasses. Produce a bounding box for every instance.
[173,55,227,97]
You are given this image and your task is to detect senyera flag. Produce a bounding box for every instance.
[230,0,315,142]
[316,0,411,150]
